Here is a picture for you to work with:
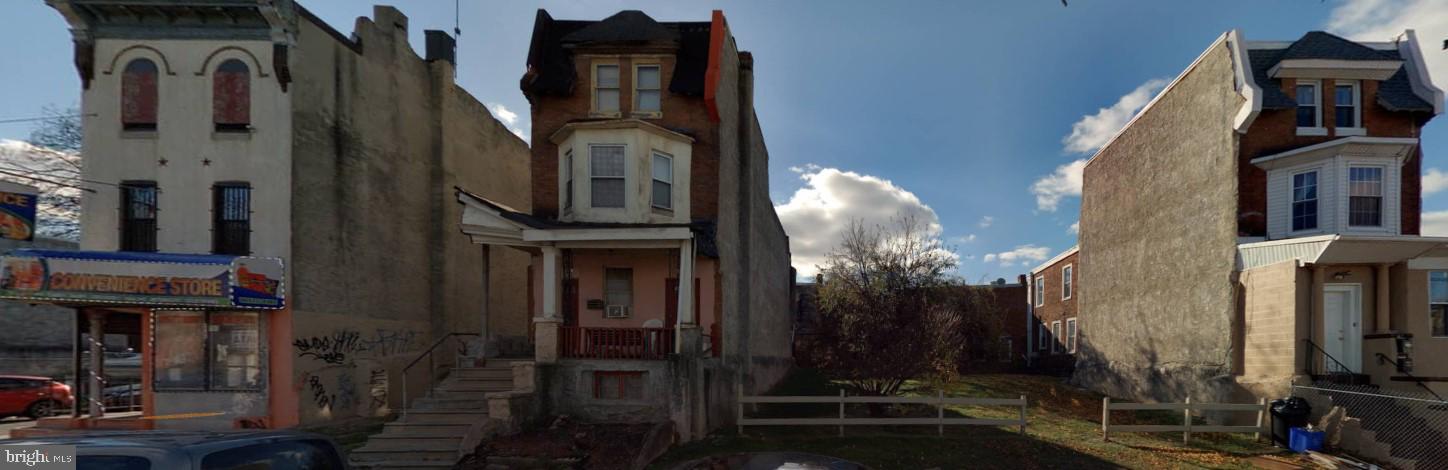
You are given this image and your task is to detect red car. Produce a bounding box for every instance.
[0,375,73,419]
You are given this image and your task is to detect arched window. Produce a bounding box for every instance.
[213,59,250,132]
[121,59,158,131]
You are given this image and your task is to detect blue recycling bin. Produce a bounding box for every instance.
[1289,427,1325,453]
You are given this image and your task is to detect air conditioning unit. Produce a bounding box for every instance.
[605,305,630,318]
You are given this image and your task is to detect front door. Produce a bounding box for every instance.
[1323,284,1363,372]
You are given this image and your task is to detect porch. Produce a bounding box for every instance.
[1238,235,1448,398]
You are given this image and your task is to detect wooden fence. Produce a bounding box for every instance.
[1101,397,1268,444]
[559,326,674,360]
[737,385,1028,436]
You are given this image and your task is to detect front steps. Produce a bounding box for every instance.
[348,361,518,470]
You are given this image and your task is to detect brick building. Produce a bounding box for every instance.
[1028,247,1078,374]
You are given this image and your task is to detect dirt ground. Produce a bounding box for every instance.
[458,417,653,469]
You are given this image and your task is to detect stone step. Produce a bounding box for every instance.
[398,410,490,425]
[382,422,472,435]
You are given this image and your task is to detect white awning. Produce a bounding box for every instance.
[1238,234,1448,270]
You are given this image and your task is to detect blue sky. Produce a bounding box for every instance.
[3,0,1448,283]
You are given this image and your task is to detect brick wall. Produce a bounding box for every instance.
[527,54,720,221]
[1237,78,1427,236]
[1032,251,1078,367]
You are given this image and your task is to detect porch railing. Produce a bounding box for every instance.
[1304,338,1362,383]
[1375,353,1447,402]
[560,327,673,360]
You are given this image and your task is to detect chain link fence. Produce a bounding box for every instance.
[1291,382,1448,469]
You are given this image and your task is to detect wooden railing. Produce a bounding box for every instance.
[1101,397,1268,444]
[737,385,1028,436]
[560,327,674,360]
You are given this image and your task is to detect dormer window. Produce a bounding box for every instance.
[1348,166,1383,227]
[1335,81,1362,134]
[1296,81,1323,135]
[590,145,626,208]
[634,64,662,115]
[1292,171,1319,232]
[594,64,620,115]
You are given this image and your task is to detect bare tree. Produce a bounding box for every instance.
[810,216,985,404]
[0,105,85,241]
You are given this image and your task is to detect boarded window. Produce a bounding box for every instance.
[212,183,251,255]
[121,59,158,130]
[209,312,261,390]
[213,59,251,131]
[154,311,206,389]
[120,182,158,252]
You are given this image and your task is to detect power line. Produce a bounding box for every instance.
[0,113,95,125]
[0,168,97,193]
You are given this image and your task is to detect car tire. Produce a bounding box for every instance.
[25,400,57,419]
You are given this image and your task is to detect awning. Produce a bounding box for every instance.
[0,249,285,309]
[1237,234,1448,270]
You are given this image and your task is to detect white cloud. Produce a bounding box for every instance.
[1031,158,1087,212]
[1068,221,1079,235]
[789,163,822,174]
[1424,210,1448,236]
[775,166,946,278]
[1327,0,1448,93]
[486,103,530,141]
[1061,78,1170,155]
[1424,168,1448,195]
[953,234,977,244]
[978,216,994,228]
[982,245,1051,266]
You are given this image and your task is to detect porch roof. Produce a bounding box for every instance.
[454,187,717,254]
[1249,136,1418,171]
[1237,234,1448,270]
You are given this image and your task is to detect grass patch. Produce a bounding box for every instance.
[652,372,1300,469]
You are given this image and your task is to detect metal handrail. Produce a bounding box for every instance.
[1304,339,1358,377]
[400,333,479,420]
[1375,353,1447,402]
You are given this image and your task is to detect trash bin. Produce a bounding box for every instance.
[1270,397,1312,447]
[1290,427,1326,453]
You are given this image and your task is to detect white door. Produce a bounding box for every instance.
[1322,285,1363,372]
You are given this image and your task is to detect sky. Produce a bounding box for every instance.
[3,0,1448,283]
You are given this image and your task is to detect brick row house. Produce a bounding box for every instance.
[455,10,794,442]
[1028,247,1078,373]
[1072,29,1447,466]
[14,1,531,436]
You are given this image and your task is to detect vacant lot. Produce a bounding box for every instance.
[652,372,1301,469]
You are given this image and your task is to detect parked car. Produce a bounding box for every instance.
[7,430,348,469]
[0,375,72,419]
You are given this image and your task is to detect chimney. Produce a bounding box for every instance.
[425,30,456,65]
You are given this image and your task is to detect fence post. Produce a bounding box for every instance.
[1254,397,1266,441]
[736,382,744,436]
[838,389,846,437]
[1183,396,1192,445]
[1102,397,1110,441]
[937,390,944,436]
[1019,395,1028,435]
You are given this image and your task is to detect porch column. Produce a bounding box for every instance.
[87,309,106,418]
[535,246,562,364]
[676,238,701,355]
[1376,263,1391,333]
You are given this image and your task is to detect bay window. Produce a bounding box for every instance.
[1348,166,1383,227]
[1291,171,1319,232]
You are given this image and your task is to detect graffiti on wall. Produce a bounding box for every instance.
[368,368,388,411]
[305,374,335,411]
[292,328,420,365]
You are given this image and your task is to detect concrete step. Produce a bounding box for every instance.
[430,389,492,400]
[349,444,456,462]
[349,460,457,470]
[356,436,462,451]
[398,410,490,425]
[450,367,513,380]
[412,397,488,410]
[436,381,512,393]
[382,422,473,436]
[441,377,514,387]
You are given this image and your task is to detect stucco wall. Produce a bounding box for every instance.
[287,310,427,423]
[1386,267,1448,397]
[538,359,672,423]
[286,8,531,424]
[1074,38,1245,403]
[564,249,718,330]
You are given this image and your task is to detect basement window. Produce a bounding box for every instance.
[593,371,645,400]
